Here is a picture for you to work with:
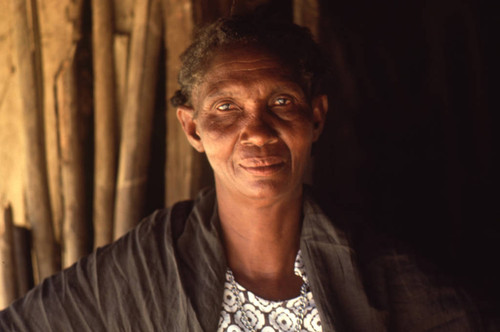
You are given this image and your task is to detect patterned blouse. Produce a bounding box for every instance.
[217,250,323,332]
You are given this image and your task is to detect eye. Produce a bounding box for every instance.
[274,97,291,106]
[216,103,234,111]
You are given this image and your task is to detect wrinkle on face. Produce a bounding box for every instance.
[190,46,320,201]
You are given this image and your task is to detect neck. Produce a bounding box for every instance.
[216,183,304,300]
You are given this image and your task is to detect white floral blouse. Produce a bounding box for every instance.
[217,250,323,332]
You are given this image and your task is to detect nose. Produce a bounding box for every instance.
[240,112,279,147]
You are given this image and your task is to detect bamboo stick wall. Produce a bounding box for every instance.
[0,0,497,311]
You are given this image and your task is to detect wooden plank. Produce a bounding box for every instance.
[163,0,198,207]
[38,0,63,247]
[0,204,16,309]
[114,0,163,239]
[37,0,83,248]
[55,55,90,268]
[10,0,58,281]
[92,0,118,248]
[113,0,135,34]
[113,34,130,135]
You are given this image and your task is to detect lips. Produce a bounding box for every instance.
[239,156,286,175]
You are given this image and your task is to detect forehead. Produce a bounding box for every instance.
[193,46,304,102]
[206,46,290,74]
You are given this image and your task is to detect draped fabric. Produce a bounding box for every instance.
[0,188,483,331]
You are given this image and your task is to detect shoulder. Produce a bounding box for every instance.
[0,188,218,331]
[112,186,216,248]
[302,188,485,331]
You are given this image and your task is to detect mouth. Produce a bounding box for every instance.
[239,157,286,176]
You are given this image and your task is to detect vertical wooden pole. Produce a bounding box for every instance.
[56,55,90,268]
[0,204,16,309]
[112,0,133,132]
[114,0,162,239]
[36,0,64,248]
[92,0,118,248]
[163,0,197,207]
[113,35,130,135]
[10,0,58,281]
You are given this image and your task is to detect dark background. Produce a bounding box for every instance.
[309,0,499,319]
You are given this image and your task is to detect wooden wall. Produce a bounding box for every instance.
[0,0,497,313]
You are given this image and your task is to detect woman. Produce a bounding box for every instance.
[0,15,481,332]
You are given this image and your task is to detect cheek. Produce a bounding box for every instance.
[198,113,241,141]
[197,115,241,168]
[284,123,315,159]
[202,143,229,174]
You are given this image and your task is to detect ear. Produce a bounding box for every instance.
[311,94,328,142]
[176,106,205,152]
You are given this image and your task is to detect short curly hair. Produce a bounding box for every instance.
[170,14,331,108]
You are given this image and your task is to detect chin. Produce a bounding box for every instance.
[239,179,301,202]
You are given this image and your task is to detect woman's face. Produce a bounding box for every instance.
[180,46,327,202]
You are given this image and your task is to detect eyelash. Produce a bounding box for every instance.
[214,97,292,111]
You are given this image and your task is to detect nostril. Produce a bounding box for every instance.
[240,123,278,147]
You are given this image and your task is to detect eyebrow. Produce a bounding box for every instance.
[203,83,236,100]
